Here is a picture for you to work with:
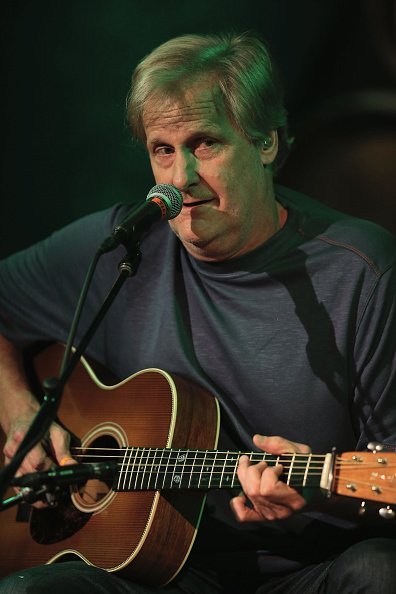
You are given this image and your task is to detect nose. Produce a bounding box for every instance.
[172,148,199,191]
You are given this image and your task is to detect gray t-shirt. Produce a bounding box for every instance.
[1,185,395,570]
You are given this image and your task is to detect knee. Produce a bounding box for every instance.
[0,571,30,593]
[326,538,396,593]
[0,561,95,594]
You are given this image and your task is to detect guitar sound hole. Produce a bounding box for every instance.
[74,434,119,511]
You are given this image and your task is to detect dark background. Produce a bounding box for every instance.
[1,0,395,258]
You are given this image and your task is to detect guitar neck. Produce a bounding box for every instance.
[113,448,330,492]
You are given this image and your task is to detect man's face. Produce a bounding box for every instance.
[143,80,278,261]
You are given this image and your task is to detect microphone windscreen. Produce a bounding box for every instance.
[146,184,183,219]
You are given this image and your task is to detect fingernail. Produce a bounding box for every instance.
[255,435,267,442]
[59,455,75,466]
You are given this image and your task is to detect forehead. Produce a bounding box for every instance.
[143,82,233,140]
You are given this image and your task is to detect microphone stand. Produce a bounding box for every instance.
[1,486,51,511]
[0,243,142,507]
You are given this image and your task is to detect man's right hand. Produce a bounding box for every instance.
[3,411,75,507]
[0,335,75,506]
[4,412,74,475]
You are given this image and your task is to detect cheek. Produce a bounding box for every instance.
[201,164,234,202]
[149,162,164,184]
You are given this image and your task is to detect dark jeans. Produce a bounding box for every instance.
[1,538,395,593]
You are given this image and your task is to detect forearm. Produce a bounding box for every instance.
[0,333,74,482]
[0,334,39,435]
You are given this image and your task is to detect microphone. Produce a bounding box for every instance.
[100,184,183,253]
[11,462,119,489]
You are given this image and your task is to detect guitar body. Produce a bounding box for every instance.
[0,344,220,584]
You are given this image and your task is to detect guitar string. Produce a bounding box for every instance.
[62,449,396,487]
[69,447,330,461]
[64,456,395,476]
[71,455,387,468]
[109,477,394,488]
[67,463,395,474]
[70,446,392,460]
[67,465,394,490]
[68,448,391,469]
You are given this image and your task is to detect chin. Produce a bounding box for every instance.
[172,224,212,248]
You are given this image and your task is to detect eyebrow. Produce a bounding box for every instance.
[147,126,224,148]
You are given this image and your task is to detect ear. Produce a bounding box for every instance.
[259,130,278,166]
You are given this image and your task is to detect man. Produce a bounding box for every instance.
[0,32,395,593]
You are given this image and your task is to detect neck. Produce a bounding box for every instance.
[276,200,288,231]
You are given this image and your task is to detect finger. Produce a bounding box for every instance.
[231,490,292,522]
[27,442,53,471]
[244,461,305,510]
[259,467,307,511]
[240,462,283,501]
[230,492,258,522]
[49,423,75,466]
[4,450,49,509]
[3,419,52,471]
[4,438,51,474]
[259,463,284,491]
[253,434,311,454]
[237,455,269,486]
[59,455,77,466]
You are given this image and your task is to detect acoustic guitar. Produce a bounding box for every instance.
[0,343,395,584]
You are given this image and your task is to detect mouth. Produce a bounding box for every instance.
[182,198,213,208]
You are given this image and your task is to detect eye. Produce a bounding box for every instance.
[198,138,216,148]
[153,145,174,156]
[194,138,219,156]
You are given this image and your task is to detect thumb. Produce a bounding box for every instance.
[59,455,77,467]
[48,422,77,466]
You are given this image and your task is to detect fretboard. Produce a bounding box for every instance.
[113,448,327,492]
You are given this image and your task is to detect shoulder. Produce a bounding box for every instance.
[276,185,396,278]
[47,203,131,245]
[0,203,133,287]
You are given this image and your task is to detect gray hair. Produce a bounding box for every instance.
[127,32,291,172]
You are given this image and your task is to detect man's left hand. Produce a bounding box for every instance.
[230,434,310,522]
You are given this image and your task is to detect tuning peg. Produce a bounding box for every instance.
[358,501,366,515]
[367,442,384,453]
[379,506,395,520]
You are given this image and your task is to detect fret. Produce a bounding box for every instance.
[153,448,166,490]
[146,448,158,490]
[140,448,151,490]
[117,449,127,491]
[133,448,142,490]
[188,449,199,489]
[303,453,312,487]
[219,451,229,488]
[179,449,188,488]
[208,450,218,488]
[202,451,218,488]
[298,456,311,487]
[132,447,144,490]
[125,446,137,491]
[197,450,208,488]
[161,448,172,489]
[231,452,240,488]
[287,454,295,485]
[140,448,149,490]
[115,447,128,491]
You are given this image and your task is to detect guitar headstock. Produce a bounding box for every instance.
[334,445,396,519]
